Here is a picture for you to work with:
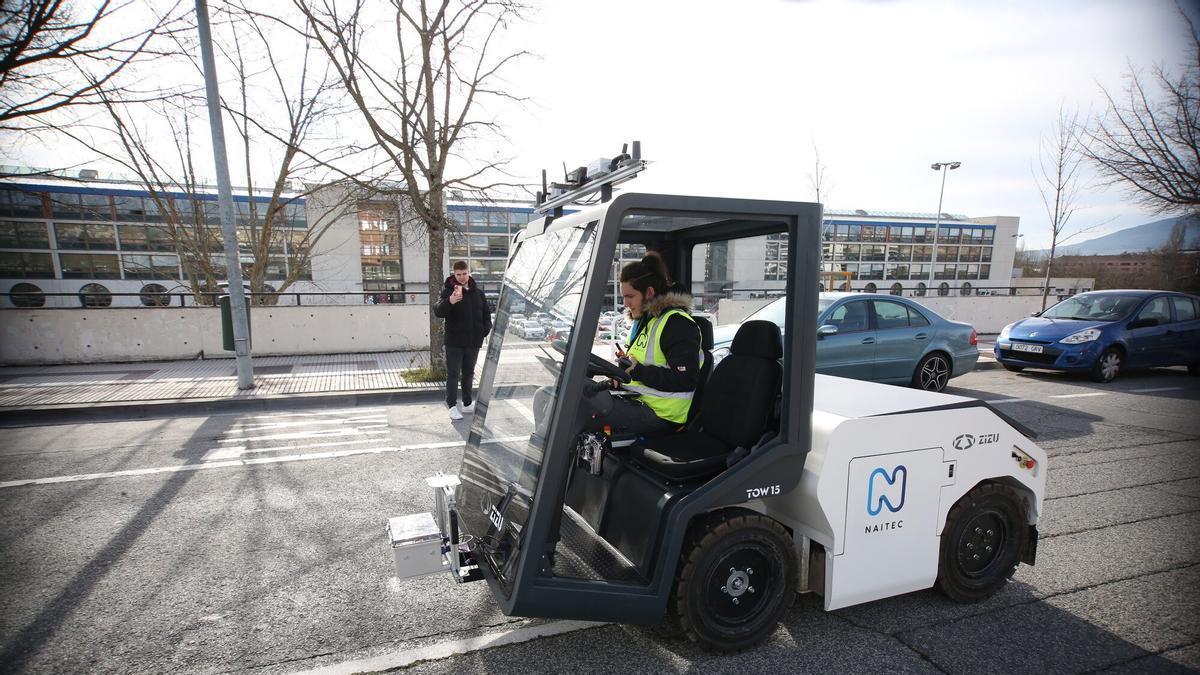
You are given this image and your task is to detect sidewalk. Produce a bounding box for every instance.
[0,351,444,418]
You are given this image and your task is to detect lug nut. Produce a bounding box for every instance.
[732,597,739,605]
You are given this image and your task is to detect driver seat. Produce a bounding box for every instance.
[630,320,782,481]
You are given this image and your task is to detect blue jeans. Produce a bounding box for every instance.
[445,345,479,408]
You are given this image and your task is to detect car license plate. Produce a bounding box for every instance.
[1012,343,1044,354]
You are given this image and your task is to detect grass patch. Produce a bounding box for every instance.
[404,366,445,383]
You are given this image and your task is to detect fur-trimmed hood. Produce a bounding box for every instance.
[627,291,693,320]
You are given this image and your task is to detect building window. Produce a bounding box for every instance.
[0,251,54,278]
[938,282,950,296]
[938,227,961,244]
[122,254,178,279]
[0,220,50,248]
[915,282,927,297]
[139,283,171,306]
[118,224,175,252]
[9,282,45,307]
[890,282,903,295]
[0,189,47,218]
[81,193,113,221]
[911,245,933,262]
[862,245,886,261]
[864,282,878,293]
[960,282,973,296]
[55,222,117,250]
[59,253,120,279]
[833,244,861,261]
[79,282,112,307]
[886,264,910,280]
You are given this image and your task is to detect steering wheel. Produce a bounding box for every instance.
[550,339,631,383]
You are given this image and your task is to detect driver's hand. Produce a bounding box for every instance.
[624,354,639,374]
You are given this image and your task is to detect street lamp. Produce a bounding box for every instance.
[928,161,962,289]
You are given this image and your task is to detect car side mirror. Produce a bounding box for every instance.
[817,324,838,338]
[1128,317,1158,329]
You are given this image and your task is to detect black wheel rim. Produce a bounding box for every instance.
[702,546,773,627]
[920,356,950,391]
[955,509,1009,578]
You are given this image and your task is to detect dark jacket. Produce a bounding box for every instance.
[434,275,492,349]
[626,291,701,392]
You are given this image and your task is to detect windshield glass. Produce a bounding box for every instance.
[1041,294,1141,321]
[746,296,834,327]
[458,221,597,585]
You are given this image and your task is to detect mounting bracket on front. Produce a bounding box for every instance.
[534,140,646,215]
[387,472,483,583]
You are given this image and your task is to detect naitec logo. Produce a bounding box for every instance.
[867,465,907,516]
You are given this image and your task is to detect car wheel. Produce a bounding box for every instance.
[912,352,951,392]
[936,482,1028,603]
[1002,364,1024,373]
[1090,347,1123,383]
[669,511,796,653]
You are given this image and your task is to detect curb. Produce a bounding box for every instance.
[0,387,445,426]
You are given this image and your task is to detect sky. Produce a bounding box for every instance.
[7,0,1196,251]
[478,0,1196,250]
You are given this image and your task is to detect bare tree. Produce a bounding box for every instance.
[0,0,183,136]
[1080,14,1199,219]
[293,0,528,373]
[48,2,358,304]
[1034,106,1091,311]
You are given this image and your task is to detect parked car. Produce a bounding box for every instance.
[712,293,979,392]
[516,319,546,340]
[995,290,1200,383]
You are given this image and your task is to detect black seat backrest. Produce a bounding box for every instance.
[686,315,715,427]
[693,320,782,449]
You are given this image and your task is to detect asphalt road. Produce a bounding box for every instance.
[0,365,1198,674]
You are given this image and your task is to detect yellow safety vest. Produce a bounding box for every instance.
[625,308,699,424]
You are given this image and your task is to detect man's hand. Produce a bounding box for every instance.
[449,284,463,304]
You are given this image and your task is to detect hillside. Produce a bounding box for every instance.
[1035,216,1199,256]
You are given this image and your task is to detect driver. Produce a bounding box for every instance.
[580,255,702,435]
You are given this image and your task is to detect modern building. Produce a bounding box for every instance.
[0,171,1025,309]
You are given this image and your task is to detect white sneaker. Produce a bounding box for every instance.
[448,405,464,421]
[459,402,475,414]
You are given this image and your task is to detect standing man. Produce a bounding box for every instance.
[434,261,491,420]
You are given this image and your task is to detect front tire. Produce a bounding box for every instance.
[669,511,796,652]
[1090,347,1123,383]
[937,483,1028,603]
[913,352,951,392]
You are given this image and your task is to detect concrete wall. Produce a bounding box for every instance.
[715,295,1046,333]
[0,304,429,365]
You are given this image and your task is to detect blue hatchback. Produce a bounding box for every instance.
[995,290,1200,383]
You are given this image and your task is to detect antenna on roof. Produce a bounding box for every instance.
[533,140,647,214]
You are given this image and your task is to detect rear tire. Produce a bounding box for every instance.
[669,511,796,652]
[912,352,952,392]
[1090,347,1123,383]
[1002,364,1024,373]
[937,483,1027,603]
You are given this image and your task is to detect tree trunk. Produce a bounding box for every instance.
[1041,241,1056,312]
[427,188,447,375]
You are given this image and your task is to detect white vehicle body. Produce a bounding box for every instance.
[756,375,1045,610]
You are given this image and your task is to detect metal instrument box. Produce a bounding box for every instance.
[387,512,444,579]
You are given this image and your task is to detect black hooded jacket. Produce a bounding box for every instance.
[433,275,492,349]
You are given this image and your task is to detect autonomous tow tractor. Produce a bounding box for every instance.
[387,150,1046,651]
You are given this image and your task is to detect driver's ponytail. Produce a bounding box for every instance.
[620,254,670,296]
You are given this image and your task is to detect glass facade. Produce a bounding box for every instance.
[0,184,310,291]
[818,220,996,283]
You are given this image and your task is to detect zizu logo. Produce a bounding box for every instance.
[953,434,975,450]
[867,465,907,516]
[488,505,504,531]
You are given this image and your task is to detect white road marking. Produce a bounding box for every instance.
[1129,386,1183,393]
[216,428,389,444]
[203,437,381,461]
[507,398,537,424]
[1048,392,1109,399]
[0,436,530,489]
[224,416,386,433]
[293,620,607,675]
[986,398,1029,404]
